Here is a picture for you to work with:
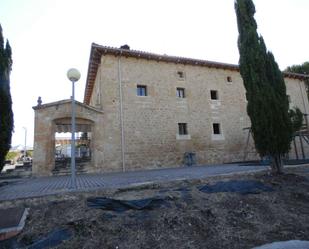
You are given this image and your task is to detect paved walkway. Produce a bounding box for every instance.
[0,164,269,201]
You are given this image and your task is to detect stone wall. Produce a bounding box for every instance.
[89,54,309,172]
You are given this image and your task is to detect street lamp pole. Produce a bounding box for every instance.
[67,68,81,189]
[22,127,27,159]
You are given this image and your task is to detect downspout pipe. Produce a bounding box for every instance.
[118,54,126,172]
[299,80,309,130]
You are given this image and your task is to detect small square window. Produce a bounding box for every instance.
[227,76,232,82]
[176,88,185,98]
[210,90,218,100]
[213,123,221,134]
[178,123,188,135]
[137,85,147,96]
[177,71,185,80]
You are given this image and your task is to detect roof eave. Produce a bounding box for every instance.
[83,43,309,105]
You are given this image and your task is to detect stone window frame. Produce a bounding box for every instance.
[176,123,191,140]
[210,90,219,100]
[213,123,221,134]
[211,122,225,141]
[178,123,188,135]
[176,87,186,98]
[137,85,147,96]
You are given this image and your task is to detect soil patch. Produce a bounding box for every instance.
[0,166,308,249]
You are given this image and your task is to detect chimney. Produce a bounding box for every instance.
[120,44,130,50]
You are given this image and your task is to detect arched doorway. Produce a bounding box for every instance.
[32,99,104,176]
[53,118,93,175]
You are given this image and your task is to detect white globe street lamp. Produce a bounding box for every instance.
[67,68,81,82]
[67,68,81,189]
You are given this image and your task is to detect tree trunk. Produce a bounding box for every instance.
[270,154,284,174]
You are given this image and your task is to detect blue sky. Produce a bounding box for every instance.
[1,0,309,147]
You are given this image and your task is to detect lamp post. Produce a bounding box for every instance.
[22,127,27,160]
[67,68,81,189]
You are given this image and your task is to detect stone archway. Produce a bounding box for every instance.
[32,99,103,176]
[53,117,94,175]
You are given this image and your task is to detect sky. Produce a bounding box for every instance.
[1,0,309,147]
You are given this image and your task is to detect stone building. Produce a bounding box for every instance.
[32,43,309,176]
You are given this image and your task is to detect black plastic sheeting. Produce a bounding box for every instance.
[0,237,20,249]
[0,228,72,249]
[28,228,73,249]
[27,229,72,249]
[198,180,273,195]
[87,196,169,212]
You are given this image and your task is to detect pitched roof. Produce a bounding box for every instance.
[84,43,309,105]
[33,99,103,113]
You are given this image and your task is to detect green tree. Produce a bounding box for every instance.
[289,107,303,133]
[0,24,13,171]
[235,0,293,174]
[285,62,309,75]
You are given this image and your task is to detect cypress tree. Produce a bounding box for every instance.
[0,24,13,171]
[235,0,293,174]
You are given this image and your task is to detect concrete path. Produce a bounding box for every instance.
[0,164,269,201]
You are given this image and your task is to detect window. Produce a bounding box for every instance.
[178,123,188,135]
[227,76,232,82]
[176,88,185,98]
[213,123,221,135]
[137,85,147,96]
[177,71,185,80]
[210,90,218,100]
[287,95,291,103]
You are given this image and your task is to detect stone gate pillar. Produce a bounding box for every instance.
[32,107,55,176]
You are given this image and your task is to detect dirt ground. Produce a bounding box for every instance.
[1,166,309,249]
